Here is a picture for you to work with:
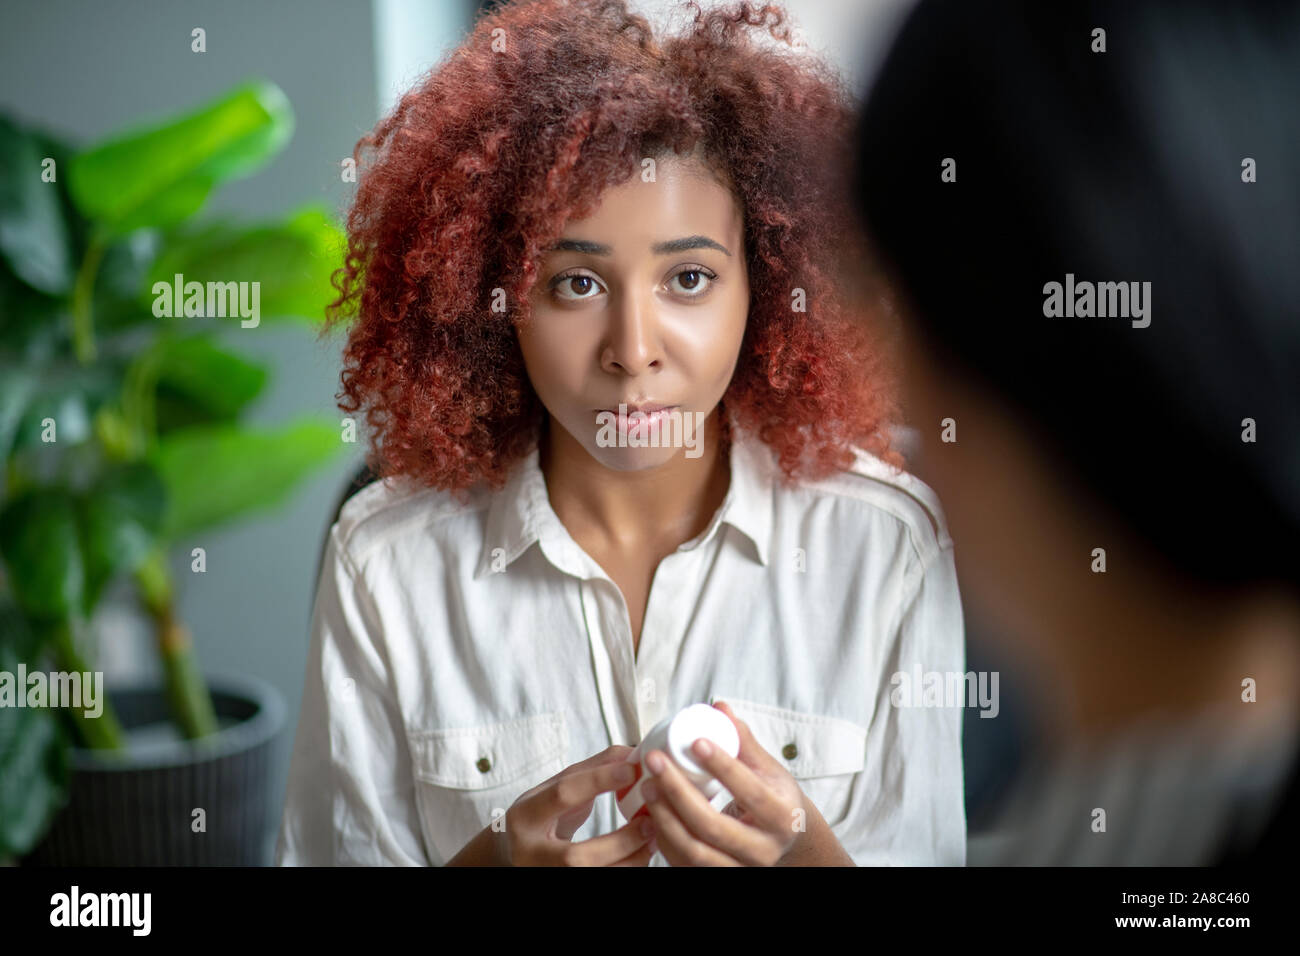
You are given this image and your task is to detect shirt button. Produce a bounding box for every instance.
[782,743,798,761]
[477,757,492,773]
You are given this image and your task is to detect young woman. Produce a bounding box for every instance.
[277,0,965,867]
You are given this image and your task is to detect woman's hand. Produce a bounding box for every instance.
[637,701,819,866]
[498,745,657,866]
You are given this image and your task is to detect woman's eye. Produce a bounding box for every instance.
[552,273,604,301]
[669,268,716,297]
[549,267,716,301]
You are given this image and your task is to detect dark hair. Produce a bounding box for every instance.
[322,0,902,492]
[852,0,1300,593]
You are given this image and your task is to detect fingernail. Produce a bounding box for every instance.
[616,764,636,784]
[693,739,712,758]
[646,751,666,773]
[640,819,655,837]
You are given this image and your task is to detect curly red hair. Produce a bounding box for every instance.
[321,0,904,491]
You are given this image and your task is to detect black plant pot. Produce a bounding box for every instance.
[21,673,285,866]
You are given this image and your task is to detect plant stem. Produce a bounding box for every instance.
[135,549,219,739]
[48,618,126,750]
[154,603,219,740]
[71,232,108,365]
[121,340,164,456]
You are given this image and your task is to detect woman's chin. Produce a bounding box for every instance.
[583,442,691,472]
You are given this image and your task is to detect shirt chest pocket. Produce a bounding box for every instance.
[718,698,868,830]
[407,712,569,864]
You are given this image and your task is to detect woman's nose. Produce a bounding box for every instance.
[601,290,663,375]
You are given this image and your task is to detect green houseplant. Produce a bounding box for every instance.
[0,79,348,863]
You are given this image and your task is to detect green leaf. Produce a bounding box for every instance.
[101,177,214,239]
[0,591,45,662]
[7,359,122,453]
[0,116,76,295]
[0,463,166,622]
[0,364,38,460]
[149,418,344,539]
[0,264,69,358]
[74,462,166,616]
[0,488,83,619]
[11,388,91,450]
[152,335,267,424]
[67,80,294,235]
[144,205,345,324]
[94,229,163,336]
[0,604,70,858]
[0,696,69,858]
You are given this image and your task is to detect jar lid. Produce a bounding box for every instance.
[666,703,740,778]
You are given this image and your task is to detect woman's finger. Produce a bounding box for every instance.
[517,745,636,806]
[712,701,779,771]
[607,842,657,867]
[563,816,655,866]
[641,751,764,864]
[606,823,659,867]
[683,730,787,832]
[525,758,638,828]
[642,795,742,867]
[561,744,637,775]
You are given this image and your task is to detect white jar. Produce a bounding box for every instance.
[617,703,741,820]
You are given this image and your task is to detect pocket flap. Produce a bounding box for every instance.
[407,712,568,790]
[716,698,866,778]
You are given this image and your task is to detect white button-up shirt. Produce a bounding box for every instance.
[276,425,967,866]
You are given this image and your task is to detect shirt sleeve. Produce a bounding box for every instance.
[841,538,968,865]
[275,523,432,866]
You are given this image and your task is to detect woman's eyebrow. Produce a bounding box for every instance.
[653,235,731,256]
[545,235,732,256]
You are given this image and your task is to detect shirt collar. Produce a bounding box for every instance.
[473,415,774,580]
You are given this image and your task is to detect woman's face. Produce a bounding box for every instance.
[519,154,749,471]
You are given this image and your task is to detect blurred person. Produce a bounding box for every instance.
[276,0,966,867]
[852,0,1300,864]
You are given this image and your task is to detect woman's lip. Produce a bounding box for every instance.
[600,404,679,436]
[597,404,676,415]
